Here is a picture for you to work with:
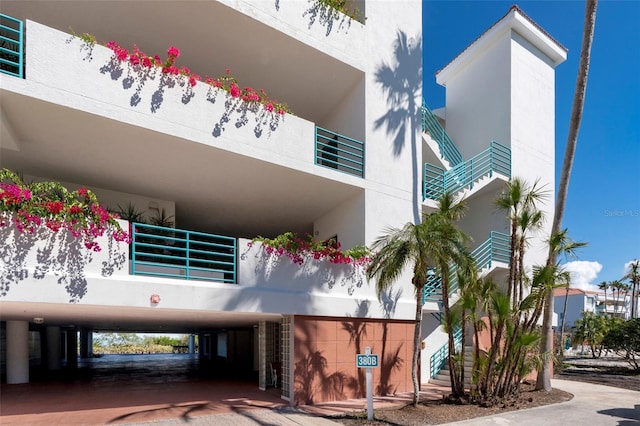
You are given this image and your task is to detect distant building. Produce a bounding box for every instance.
[554,288,599,330]
[595,291,631,320]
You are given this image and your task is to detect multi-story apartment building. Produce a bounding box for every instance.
[553,288,599,329]
[596,292,631,319]
[0,2,565,404]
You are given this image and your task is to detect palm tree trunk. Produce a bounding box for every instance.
[412,282,424,406]
[559,284,570,356]
[537,0,598,392]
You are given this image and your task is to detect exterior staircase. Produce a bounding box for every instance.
[421,100,511,385]
[423,231,510,304]
[422,101,463,168]
[422,100,511,202]
[430,346,475,387]
[424,232,510,382]
[423,140,511,201]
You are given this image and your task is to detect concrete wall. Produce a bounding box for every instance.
[313,191,365,250]
[293,316,413,404]
[509,31,556,268]
[554,294,588,329]
[441,33,511,159]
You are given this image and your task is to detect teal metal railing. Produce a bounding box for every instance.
[131,223,236,283]
[423,265,459,304]
[0,14,24,78]
[423,141,510,201]
[472,231,510,271]
[423,231,511,304]
[315,126,365,178]
[430,325,462,379]
[421,101,463,166]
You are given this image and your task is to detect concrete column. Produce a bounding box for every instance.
[79,329,92,358]
[66,330,78,369]
[188,334,195,354]
[6,320,29,384]
[46,326,61,370]
[258,321,267,390]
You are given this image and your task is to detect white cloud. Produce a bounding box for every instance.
[562,260,603,291]
[623,259,640,276]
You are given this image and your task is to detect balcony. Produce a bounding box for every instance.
[131,223,237,283]
[315,127,365,178]
[0,17,366,238]
[0,219,418,320]
[0,2,365,123]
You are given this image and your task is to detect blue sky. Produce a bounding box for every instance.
[423,1,640,289]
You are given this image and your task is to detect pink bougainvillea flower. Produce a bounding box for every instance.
[167,46,180,58]
[229,82,241,98]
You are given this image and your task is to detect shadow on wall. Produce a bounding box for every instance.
[374,30,422,223]
[302,1,355,36]
[0,225,126,303]
[294,302,407,404]
[294,318,358,405]
[75,38,284,140]
[241,244,367,295]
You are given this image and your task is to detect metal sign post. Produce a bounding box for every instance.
[356,346,379,420]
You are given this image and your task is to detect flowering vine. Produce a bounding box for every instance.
[249,232,371,267]
[0,169,130,252]
[99,39,291,115]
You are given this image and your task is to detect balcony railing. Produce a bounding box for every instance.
[0,14,23,78]
[131,223,236,283]
[423,231,510,304]
[423,141,510,201]
[315,126,365,178]
[421,101,463,166]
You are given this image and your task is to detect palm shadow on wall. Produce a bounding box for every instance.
[93,45,283,140]
[374,31,422,223]
[377,289,404,396]
[294,319,357,404]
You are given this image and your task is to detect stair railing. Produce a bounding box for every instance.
[423,141,511,201]
[421,101,463,166]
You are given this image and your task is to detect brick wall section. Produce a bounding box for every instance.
[293,316,413,405]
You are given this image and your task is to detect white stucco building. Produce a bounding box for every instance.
[0,2,565,404]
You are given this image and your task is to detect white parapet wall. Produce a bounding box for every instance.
[0,228,417,321]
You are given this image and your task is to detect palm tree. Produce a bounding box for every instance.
[538,0,598,392]
[494,178,548,310]
[367,192,471,405]
[598,281,609,316]
[610,280,624,316]
[623,260,640,318]
[619,282,631,318]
